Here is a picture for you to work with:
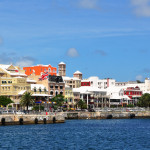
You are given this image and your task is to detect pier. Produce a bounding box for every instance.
[0,113,65,126]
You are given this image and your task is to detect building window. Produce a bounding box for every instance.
[60,91,63,95]
[49,68,51,72]
[30,69,31,72]
[50,85,53,88]
[34,88,36,93]
[55,86,58,89]
[60,86,63,89]
[50,91,53,95]
[2,81,7,84]
[39,88,42,93]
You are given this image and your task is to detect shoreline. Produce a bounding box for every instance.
[1,111,150,126]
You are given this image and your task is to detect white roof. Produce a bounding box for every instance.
[32,94,50,97]
[65,85,70,88]
[0,64,27,77]
[81,80,90,82]
[110,94,130,100]
[27,79,37,83]
[10,73,27,77]
[74,70,82,74]
[1,85,11,87]
[18,90,26,95]
[59,62,65,65]
[73,86,106,94]
[63,76,81,81]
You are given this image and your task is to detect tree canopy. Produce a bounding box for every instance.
[20,92,34,111]
[137,93,150,107]
[0,96,14,107]
[77,99,87,109]
[51,94,65,109]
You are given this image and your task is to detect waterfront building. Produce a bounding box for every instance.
[23,64,57,76]
[81,76,115,89]
[65,85,74,109]
[31,84,51,110]
[48,75,65,98]
[0,64,31,109]
[73,86,109,109]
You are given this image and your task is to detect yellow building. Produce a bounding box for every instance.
[65,85,75,109]
[0,64,31,109]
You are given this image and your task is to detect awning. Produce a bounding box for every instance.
[32,94,52,97]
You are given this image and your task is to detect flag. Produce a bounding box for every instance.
[39,71,49,81]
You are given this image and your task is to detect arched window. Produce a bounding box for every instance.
[50,91,53,95]
[56,91,58,96]
[49,68,51,72]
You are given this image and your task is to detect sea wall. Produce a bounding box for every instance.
[63,111,150,119]
[0,114,65,126]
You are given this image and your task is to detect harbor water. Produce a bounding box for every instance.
[0,119,150,149]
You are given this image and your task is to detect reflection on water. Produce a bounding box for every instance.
[0,119,150,149]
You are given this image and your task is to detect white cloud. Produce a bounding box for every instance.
[67,48,79,57]
[78,0,100,10]
[131,0,150,17]
[15,56,35,67]
[136,75,143,81]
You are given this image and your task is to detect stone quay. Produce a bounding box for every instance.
[0,113,65,126]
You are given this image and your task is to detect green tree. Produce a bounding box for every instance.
[137,93,150,107]
[20,92,34,111]
[51,94,65,109]
[77,99,87,110]
[0,96,14,107]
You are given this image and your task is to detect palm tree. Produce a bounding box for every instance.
[20,92,34,111]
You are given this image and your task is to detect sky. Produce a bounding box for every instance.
[0,0,150,82]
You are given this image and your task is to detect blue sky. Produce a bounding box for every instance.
[0,0,150,82]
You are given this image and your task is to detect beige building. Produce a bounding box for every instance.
[27,72,48,89]
[0,64,31,109]
[63,76,81,88]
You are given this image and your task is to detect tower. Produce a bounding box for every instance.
[73,71,82,80]
[58,62,66,76]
